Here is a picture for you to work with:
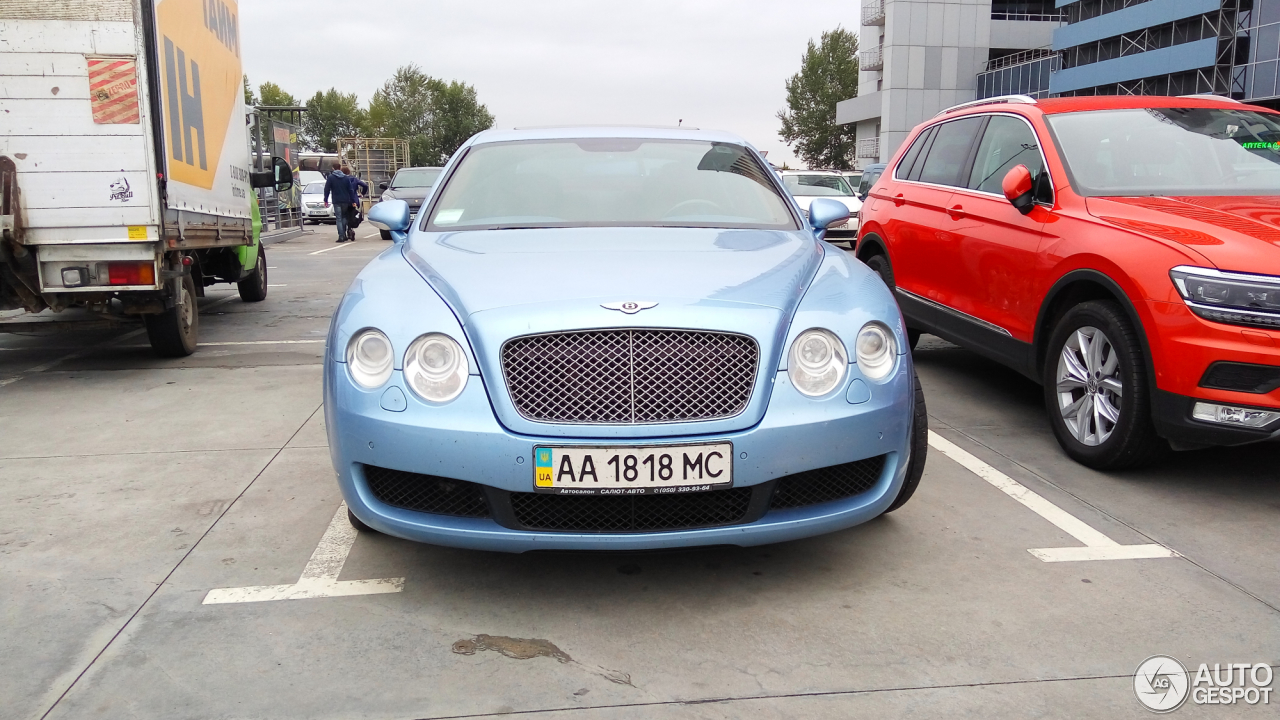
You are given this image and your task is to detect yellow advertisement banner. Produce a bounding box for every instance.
[155,0,242,190]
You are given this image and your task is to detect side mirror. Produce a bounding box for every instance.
[807,197,852,236]
[1002,165,1035,215]
[367,199,412,241]
[379,182,389,191]
[250,156,294,192]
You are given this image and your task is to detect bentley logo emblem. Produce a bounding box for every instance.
[602,301,658,314]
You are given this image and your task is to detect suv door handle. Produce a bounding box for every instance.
[893,193,906,207]
[947,204,965,219]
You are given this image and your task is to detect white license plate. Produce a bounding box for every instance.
[534,443,732,495]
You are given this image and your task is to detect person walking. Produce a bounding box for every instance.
[323,161,358,243]
[342,165,369,242]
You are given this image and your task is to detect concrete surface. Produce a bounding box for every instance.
[1,232,1275,720]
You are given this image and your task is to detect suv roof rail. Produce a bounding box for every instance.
[935,95,1038,117]
[1177,94,1242,103]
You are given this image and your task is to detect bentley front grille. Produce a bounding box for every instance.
[501,329,758,424]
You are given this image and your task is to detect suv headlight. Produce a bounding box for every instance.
[347,329,394,388]
[788,328,848,397]
[1171,266,1280,328]
[404,333,468,403]
[856,322,897,380]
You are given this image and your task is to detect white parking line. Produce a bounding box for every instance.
[927,431,1179,563]
[307,242,363,256]
[203,503,404,604]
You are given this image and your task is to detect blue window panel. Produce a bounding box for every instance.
[1054,0,1222,50]
[1049,37,1218,94]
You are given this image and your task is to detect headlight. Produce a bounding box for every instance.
[346,329,394,388]
[855,322,897,381]
[1170,266,1280,328]
[788,328,848,397]
[404,333,468,403]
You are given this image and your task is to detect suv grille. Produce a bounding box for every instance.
[363,465,490,518]
[502,329,758,425]
[509,487,754,532]
[770,455,886,509]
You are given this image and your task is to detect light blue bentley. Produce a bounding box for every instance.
[324,127,927,552]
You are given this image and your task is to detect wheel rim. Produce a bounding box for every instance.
[179,281,194,333]
[1055,326,1123,447]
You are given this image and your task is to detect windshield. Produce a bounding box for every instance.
[782,174,854,196]
[391,168,442,189]
[1047,108,1280,196]
[303,182,326,194]
[425,139,797,231]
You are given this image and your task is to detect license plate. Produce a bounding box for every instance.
[533,443,732,495]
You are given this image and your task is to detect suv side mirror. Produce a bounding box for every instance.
[1002,165,1035,215]
[379,182,389,191]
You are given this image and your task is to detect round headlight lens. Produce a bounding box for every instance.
[404,333,468,403]
[856,322,897,381]
[788,328,848,397]
[346,329,394,388]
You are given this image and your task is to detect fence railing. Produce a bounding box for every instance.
[861,47,884,71]
[862,0,886,25]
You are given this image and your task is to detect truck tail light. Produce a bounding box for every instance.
[108,261,156,286]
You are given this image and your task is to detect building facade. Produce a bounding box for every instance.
[836,0,1062,166]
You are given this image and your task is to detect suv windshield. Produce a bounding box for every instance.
[1047,107,1280,196]
[783,174,854,196]
[425,139,797,231]
[391,168,442,189]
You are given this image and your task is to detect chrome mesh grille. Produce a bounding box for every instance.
[502,329,758,424]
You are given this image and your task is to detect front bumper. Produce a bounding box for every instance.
[325,359,914,552]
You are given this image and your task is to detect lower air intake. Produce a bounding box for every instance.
[363,465,490,518]
[509,487,754,532]
[770,455,886,509]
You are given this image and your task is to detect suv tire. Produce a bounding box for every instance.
[1043,300,1166,470]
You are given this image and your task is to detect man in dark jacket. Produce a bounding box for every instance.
[342,164,369,242]
[323,161,357,243]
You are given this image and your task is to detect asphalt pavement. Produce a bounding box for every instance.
[0,229,1275,720]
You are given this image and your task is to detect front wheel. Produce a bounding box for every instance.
[348,508,375,533]
[144,273,198,357]
[379,229,391,240]
[237,245,268,302]
[1043,301,1166,470]
[884,369,927,513]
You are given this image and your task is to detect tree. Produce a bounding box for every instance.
[303,89,365,152]
[258,81,299,107]
[777,28,860,169]
[367,64,494,166]
[243,76,257,107]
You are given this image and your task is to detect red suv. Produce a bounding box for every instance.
[856,95,1280,469]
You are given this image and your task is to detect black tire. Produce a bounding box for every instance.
[348,508,375,533]
[379,229,391,240]
[884,369,928,513]
[237,245,268,302]
[144,273,198,357]
[907,329,921,350]
[1042,300,1166,470]
[864,253,895,288]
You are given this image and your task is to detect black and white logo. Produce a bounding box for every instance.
[601,301,658,315]
[109,177,133,203]
[1134,655,1191,713]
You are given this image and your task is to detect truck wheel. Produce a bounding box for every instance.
[145,274,198,357]
[379,229,391,240]
[1043,300,1166,470]
[884,369,927,513]
[238,245,268,302]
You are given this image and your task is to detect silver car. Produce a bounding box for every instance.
[300,181,334,224]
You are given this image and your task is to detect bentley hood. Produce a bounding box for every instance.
[1088,196,1280,275]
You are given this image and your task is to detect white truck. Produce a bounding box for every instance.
[0,0,291,356]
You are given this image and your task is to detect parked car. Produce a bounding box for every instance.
[300,181,334,224]
[856,163,887,201]
[328,127,927,552]
[297,170,325,188]
[843,169,863,191]
[779,170,862,242]
[377,166,444,239]
[856,94,1280,469]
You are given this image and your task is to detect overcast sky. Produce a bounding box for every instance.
[241,0,855,168]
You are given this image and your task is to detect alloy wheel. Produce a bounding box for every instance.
[1055,326,1123,447]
